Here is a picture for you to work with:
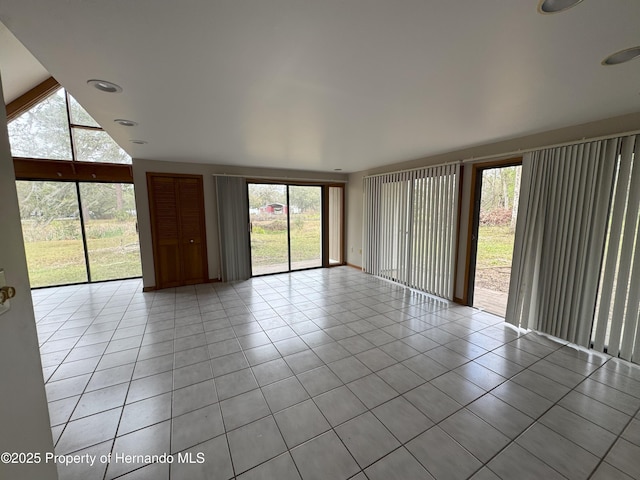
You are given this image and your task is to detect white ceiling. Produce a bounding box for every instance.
[1,1,639,173]
[0,21,49,104]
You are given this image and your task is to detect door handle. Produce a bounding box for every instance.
[1,286,16,305]
[189,239,194,243]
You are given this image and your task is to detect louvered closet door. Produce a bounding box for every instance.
[148,174,208,289]
[148,175,182,288]
[177,177,208,285]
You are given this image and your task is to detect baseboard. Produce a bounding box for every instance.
[453,296,467,305]
[346,263,362,270]
[144,278,220,292]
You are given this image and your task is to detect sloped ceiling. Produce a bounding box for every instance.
[0,21,49,104]
[1,1,639,172]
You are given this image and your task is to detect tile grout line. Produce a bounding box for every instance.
[585,383,640,479]
[37,270,640,480]
[51,282,139,452]
[477,342,640,480]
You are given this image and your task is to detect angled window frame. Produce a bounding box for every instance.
[7,78,141,288]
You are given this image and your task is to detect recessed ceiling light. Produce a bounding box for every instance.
[538,0,584,14]
[87,79,122,93]
[130,139,148,145]
[114,119,138,127]
[334,168,343,171]
[602,46,640,66]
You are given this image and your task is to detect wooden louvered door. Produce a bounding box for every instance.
[147,173,208,289]
[176,177,207,284]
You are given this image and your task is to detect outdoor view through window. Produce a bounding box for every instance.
[9,87,141,287]
[473,165,521,317]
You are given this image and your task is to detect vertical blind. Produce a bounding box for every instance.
[363,164,459,300]
[215,176,251,282]
[592,135,640,362]
[506,134,640,364]
[506,139,618,346]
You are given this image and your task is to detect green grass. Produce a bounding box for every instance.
[22,217,514,287]
[22,219,141,287]
[476,225,515,269]
[24,240,88,286]
[250,214,321,267]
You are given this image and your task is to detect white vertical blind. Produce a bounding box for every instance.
[215,176,251,282]
[592,135,640,362]
[363,164,459,300]
[328,187,343,263]
[506,139,619,346]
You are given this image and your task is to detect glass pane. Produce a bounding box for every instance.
[473,165,522,317]
[69,95,100,127]
[79,183,142,281]
[16,181,87,287]
[328,186,343,265]
[249,183,289,275]
[289,185,322,270]
[8,88,72,160]
[73,128,132,164]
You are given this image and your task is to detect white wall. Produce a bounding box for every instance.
[346,112,640,301]
[346,170,364,267]
[0,78,58,479]
[132,158,347,289]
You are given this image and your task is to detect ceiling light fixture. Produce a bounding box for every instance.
[114,119,138,127]
[334,168,343,171]
[537,0,584,14]
[87,79,122,93]
[602,46,640,66]
[130,140,148,145]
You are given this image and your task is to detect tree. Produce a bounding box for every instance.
[511,166,522,231]
[16,181,79,220]
[290,186,321,212]
[248,184,286,209]
[79,183,135,219]
[8,87,131,164]
[8,88,72,160]
[500,169,509,209]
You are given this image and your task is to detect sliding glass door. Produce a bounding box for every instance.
[17,181,87,287]
[248,184,289,275]
[468,163,522,317]
[248,183,323,276]
[289,186,322,270]
[16,180,142,287]
[79,183,142,281]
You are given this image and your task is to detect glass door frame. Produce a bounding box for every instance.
[325,184,346,266]
[16,178,142,288]
[247,180,346,277]
[464,157,522,307]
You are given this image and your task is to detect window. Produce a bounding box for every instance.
[8,88,72,160]
[9,84,141,287]
[8,86,131,164]
[17,181,87,286]
[363,165,459,300]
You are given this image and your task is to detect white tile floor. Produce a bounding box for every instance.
[32,267,640,480]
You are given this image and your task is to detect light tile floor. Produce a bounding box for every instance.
[32,267,640,480]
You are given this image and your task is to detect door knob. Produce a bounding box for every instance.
[189,239,194,243]
[1,286,16,305]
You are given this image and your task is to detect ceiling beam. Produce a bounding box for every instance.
[5,76,60,121]
[13,157,133,183]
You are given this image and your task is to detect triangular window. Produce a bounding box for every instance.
[8,87,72,160]
[68,94,100,127]
[8,87,131,164]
